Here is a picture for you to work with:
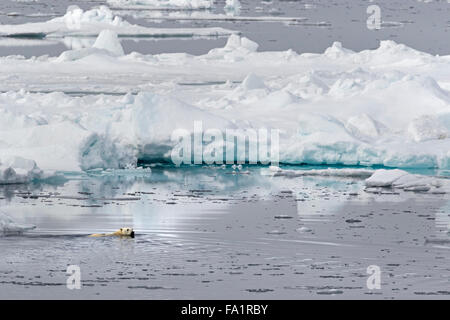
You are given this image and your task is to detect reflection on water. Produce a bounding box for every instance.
[0,165,449,298]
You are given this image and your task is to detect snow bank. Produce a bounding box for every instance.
[107,0,214,10]
[0,5,236,38]
[365,169,446,193]
[0,156,57,184]
[223,34,259,52]
[0,212,35,234]
[365,169,407,187]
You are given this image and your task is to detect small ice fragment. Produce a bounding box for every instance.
[93,29,124,56]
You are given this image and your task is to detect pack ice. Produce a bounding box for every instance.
[0,5,236,38]
[0,33,449,173]
[266,166,449,194]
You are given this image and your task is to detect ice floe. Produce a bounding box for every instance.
[263,166,375,178]
[0,5,237,38]
[364,169,448,193]
[57,29,125,61]
[0,156,57,184]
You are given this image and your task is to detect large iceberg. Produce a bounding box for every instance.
[0,34,449,171]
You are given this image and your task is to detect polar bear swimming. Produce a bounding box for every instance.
[89,227,135,238]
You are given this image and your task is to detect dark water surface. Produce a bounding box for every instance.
[0,166,449,299]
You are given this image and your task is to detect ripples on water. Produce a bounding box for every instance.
[0,166,449,298]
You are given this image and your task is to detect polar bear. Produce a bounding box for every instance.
[89,227,135,238]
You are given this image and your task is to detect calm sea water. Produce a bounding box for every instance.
[1,165,449,299]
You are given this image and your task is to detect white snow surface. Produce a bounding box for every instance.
[0,34,450,171]
[0,6,236,38]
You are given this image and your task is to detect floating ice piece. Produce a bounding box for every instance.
[107,0,214,10]
[0,6,237,38]
[0,212,36,234]
[365,169,408,187]
[93,29,124,56]
[225,34,259,52]
[207,34,258,60]
[0,156,57,184]
[365,169,446,193]
[265,166,375,178]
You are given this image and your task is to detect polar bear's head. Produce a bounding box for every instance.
[119,227,135,238]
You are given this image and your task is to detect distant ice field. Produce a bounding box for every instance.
[1,0,450,57]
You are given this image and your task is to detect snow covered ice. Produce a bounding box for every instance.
[364,169,447,193]
[0,32,449,172]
